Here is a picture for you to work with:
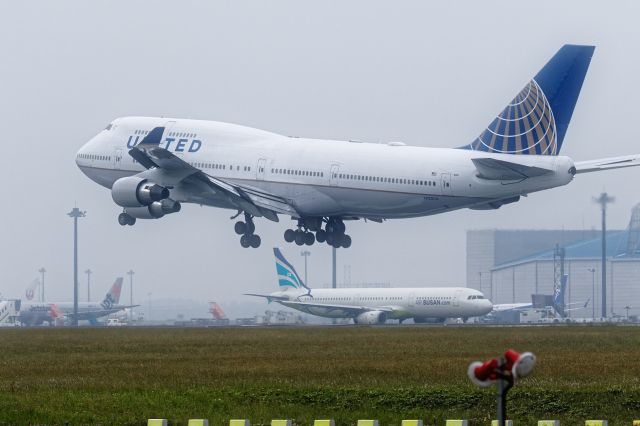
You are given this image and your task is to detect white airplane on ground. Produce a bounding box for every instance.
[491,274,588,318]
[77,45,640,249]
[245,248,493,324]
[18,278,137,326]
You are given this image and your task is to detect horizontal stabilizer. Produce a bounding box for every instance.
[472,158,553,180]
[574,155,640,174]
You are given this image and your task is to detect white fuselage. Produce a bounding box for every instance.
[76,117,576,219]
[273,287,493,321]
[18,302,126,325]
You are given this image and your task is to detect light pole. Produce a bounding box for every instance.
[127,270,135,322]
[479,271,483,294]
[38,267,46,302]
[588,268,596,319]
[594,192,614,318]
[85,269,92,302]
[67,207,86,327]
[300,250,311,286]
[147,292,152,322]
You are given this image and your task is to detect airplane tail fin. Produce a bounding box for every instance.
[25,278,40,301]
[461,44,595,155]
[101,277,123,309]
[273,247,310,292]
[209,302,227,320]
[553,274,568,318]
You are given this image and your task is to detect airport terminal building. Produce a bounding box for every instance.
[467,204,640,319]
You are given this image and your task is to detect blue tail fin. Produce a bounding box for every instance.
[461,44,595,155]
[273,248,310,292]
[553,274,568,318]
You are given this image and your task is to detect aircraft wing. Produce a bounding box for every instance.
[243,293,290,302]
[277,300,395,317]
[491,303,533,312]
[129,127,299,220]
[574,155,640,174]
[472,158,553,180]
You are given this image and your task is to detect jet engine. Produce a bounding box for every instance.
[354,310,387,325]
[111,176,169,207]
[125,199,181,219]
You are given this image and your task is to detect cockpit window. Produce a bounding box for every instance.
[105,123,113,131]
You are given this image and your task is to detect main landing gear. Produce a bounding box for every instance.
[234,213,261,248]
[284,217,352,248]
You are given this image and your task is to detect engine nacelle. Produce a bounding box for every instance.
[354,310,387,325]
[111,176,170,207]
[125,199,181,219]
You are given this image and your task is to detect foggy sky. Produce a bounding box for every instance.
[1,1,640,317]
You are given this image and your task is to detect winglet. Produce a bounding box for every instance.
[138,127,165,146]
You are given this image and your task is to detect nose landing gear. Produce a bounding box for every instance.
[118,212,136,226]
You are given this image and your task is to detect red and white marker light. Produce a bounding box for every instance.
[467,349,536,387]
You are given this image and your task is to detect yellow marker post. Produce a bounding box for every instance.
[538,421,560,426]
[230,420,250,426]
[147,420,168,426]
[313,420,335,426]
[633,421,640,426]
[401,420,423,426]
[446,421,468,426]
[271,420,292,426]
[491,421,513,426]
[357,421,379,426]
[188,420,209,426]
[585,421,608,426]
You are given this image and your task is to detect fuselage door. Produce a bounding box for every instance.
[441,173,452,195]
[113,148,123,169]
[330,164,340,186]
[453,290,463,307]
[408,292,415,307]
[257,158,267,180]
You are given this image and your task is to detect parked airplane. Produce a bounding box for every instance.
[18,278,137,326]
[492,274,588,318]
[76,45,640,249]
[245,248,493,324]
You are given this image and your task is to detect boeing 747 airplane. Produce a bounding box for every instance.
[245,248,493,324]
[76,45,640,248]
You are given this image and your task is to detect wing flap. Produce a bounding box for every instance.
[472,158,553,180]
[278,300,394,316]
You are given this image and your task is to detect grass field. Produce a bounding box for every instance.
[1,325,639,426]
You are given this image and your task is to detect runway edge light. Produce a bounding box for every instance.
[492,421,513,426]
[147,420,167,426]
[188,420,209,426]
[357,420,379,426]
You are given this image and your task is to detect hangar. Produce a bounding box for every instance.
[467,204,640,319]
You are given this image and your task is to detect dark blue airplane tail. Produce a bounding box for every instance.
[460,44,595,155]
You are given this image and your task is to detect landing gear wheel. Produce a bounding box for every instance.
[304,232,315,246]
[341,234,352,248]
[284,229,295,243]
[332,233,344,248]
[325,232,334,245]
[234,221,247,235]
[240,234,250,248]
[249,234,261,248]
[333,221,346,234]
[294,231,305,246]
[118,213,135,226]
[315,229,326,243]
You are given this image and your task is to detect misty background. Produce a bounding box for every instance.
[1,1,639,319]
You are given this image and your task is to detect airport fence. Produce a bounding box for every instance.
[147,418,639,426]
